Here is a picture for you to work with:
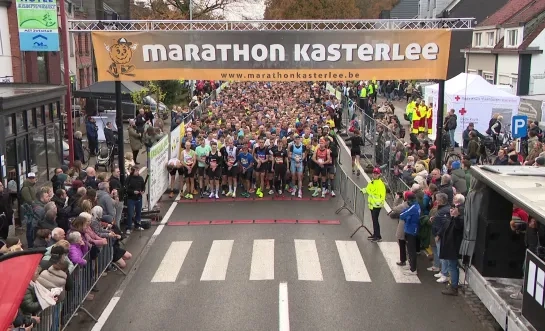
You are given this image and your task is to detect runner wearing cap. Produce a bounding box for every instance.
[360,167,387,242]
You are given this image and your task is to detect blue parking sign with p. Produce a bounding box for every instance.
[512,115,528,138]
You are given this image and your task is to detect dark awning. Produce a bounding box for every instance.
[73,81,146,101]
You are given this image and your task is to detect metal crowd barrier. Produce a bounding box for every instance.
[333,159,373,238]
[341,102,411,205]
[34,239,116,331]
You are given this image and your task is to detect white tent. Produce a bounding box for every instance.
[424,73,520,143]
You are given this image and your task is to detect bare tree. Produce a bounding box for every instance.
[131,0,262,20]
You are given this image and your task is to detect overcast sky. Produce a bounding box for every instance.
[223,0,265,20]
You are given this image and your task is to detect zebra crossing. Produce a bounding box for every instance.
[149,239,421,284]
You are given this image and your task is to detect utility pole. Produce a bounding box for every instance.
[59,0,74,165]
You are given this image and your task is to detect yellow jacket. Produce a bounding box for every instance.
[360,179,386,210]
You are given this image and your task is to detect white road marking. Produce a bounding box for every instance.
[151,241,192,283]
[377,242,420,284]
[335,240,371,282]
[90,297,120,331]
[294,239,323,281]
[337,136,391,213]
[279,282,290,331]
[250,239,275,280]
[39,150,46,156]
[200,240,234,281]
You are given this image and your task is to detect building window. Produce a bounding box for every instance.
[87,67,92,86]
[52,102,58,120]
[84,34,89,54]
[26,109,35,128]
[484,73,494,84]
[506,29,519,47]
[15,112,25,133]
[44,104,51,123]
[5,115,14,136]
[474,32,482,47]
[79,68,85,89]
[37,52,48,84]
[78,34,83,55]
[36,107,45,126]
[486,32,495,47]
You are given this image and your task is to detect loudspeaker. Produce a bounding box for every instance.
[472,187,526,278]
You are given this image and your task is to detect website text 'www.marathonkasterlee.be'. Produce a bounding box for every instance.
[220,71,361,80]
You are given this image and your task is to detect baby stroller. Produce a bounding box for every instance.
[95,144,114,171]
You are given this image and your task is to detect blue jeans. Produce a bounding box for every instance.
[448,130,456,147]
[432,240,441,268]
[127,198,142,230]
[445,259,459,288]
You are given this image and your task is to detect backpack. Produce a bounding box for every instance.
[329,140,339,160]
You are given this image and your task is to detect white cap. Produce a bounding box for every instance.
[27,172,36,178]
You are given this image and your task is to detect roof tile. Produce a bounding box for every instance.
[478,0,533,26]
[504,0,545,25]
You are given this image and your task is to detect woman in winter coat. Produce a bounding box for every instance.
[388,192,410,266]
[37,258,71,301]
[67,231,87,266]
[19,267,45,316]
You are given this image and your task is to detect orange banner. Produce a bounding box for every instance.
[92,30,452,82]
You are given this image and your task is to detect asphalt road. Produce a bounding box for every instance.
[91,143,483,331]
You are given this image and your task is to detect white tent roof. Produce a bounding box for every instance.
[426,73,518,100]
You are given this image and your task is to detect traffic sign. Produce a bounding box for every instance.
[512,115,528,138]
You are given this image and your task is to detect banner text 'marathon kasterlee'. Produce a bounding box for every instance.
[142,42,439,63]
[91,30,452,81]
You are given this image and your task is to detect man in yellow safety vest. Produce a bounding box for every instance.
[359,84,368,112]
[360,167,386,242]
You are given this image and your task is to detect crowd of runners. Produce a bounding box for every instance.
[166,82,345,200]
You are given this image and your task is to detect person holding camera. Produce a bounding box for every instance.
[400,192,421,276]
[388,191,410,266]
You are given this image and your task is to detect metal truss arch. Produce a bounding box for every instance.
[68,19,474,32]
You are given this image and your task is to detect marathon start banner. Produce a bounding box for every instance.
[91,30,451,82]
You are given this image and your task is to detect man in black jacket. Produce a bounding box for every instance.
[125,166,145,234]
[440,194,465,296]
[431,193,451,284]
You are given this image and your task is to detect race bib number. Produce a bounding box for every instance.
[318,158,324,164]
[228,156,236,166]
[210,159,217,168]
[275,157,284,164]
[258,154,266,160]
[294,155,302,163]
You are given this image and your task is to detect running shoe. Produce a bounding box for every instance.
[209,192,215,199]
[215,193,219,199]
[291,189,296,196]
[232,192,236,198]
[330,190,336,197]
[278,190,282,195]
[321,189,327,198]
[169,191,175,198]
[226,191,233,197]
[188,194,194,199]
[268,189,274,195]
[357,171,361,177]
[256,188,262,196]
[312,188,321,197]
[297,190,302,198]
[257,191,264,198]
